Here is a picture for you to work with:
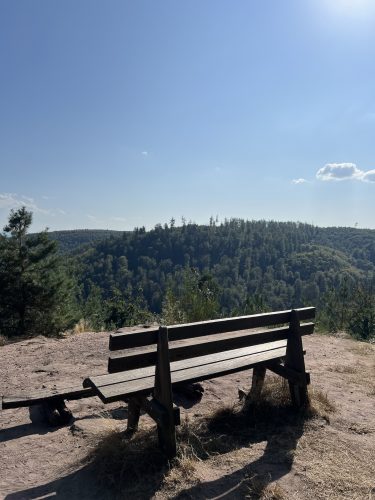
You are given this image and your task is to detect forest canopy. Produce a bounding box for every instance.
[1,210,375,341]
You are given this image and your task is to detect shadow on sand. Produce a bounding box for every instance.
[5,392,311,500]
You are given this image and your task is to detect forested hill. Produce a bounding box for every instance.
[72,220,375,316]
[39,229,124,253]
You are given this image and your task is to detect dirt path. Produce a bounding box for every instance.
[1,331,374,499]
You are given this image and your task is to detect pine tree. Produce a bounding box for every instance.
[0,207,78,337]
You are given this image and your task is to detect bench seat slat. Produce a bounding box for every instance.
[109,307,316,350]
[108,322,314,373]
[88,343,288,403]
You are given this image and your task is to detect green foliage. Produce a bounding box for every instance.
[0,207,78,337]
[36,229,124,254]
[318,277,375,341]
[161,268,220,325]
[4,214,375,340]
[73,219,375,319]
[103,287,153,329]
[348,283,375,340]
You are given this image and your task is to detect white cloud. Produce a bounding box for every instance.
[316,163,375,183]
[0,193,52,214]
[292,178,308,185]
[361,169,375,183]
[141,151,148,156]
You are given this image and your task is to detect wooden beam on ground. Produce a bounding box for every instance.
[1,386,94,410]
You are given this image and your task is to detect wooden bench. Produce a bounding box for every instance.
[1,386,95,425]
[84,307,315,458]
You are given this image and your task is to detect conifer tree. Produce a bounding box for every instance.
[0,207,77,337]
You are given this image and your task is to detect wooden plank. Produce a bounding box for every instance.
[87,339,289,391]
[110,328,159,350]
[97,346,287,403]
[154,326,177,458]
[109,307,316,350]
[266,362,310,386]
[1,386,94,410]
[108,322,314,373]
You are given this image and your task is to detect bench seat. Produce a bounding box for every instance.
[85,339,289,403]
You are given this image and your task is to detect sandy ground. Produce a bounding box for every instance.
[0,330,374,499]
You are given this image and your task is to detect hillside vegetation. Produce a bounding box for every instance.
[34,229,124,253]
[2,210,375,341]
[69,220,375,338]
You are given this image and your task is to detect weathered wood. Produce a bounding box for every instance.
[1,386,94,410]
[127,397,142,432]
[110,327,159,350]
[139,396,181,427]
[94,345,288,403]
[108,322,314,373]
[247,365,267,402]
[266,361,310,386]
[285,309,309,408]
[154,326,177,458]
[87,339,289,391]
[109,307,316,350]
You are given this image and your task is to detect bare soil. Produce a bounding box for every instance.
[1,330,374,499]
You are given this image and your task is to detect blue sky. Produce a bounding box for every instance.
[1,0,375,231]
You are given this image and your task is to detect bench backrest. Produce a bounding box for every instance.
[108,307,315,374]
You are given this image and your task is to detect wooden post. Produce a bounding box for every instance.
[247,365,266,402]
[127,397,142,432]
[285,309,309,408]
[154,326,177,458]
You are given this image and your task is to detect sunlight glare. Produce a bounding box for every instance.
[322,0,374,18]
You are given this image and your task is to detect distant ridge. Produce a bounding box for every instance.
[33,229,125,253]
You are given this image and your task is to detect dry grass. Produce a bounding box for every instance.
[295,429,375,500]
[72,319,94,334]
[350,341,375,356]
[82,376,337,498]
[327,364,357,374]
[245,475,287,499]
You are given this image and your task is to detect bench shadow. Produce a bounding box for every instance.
[5,379,317,499]
[0,405,130,444]
[5,404,308,500]
[4,465,108,500]
[0,406,66,443]
[175,405,306,499]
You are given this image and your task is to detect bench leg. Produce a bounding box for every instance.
[154,327,177,459]
[247,365,267,402]
[157,416,176,459]
[286,310,310,409]
[127,397,141,432]
[288,382,309,408]
[41,398,72,426]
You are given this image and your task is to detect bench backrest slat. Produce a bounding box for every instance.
[107,320,315,373]
[109,307,315,351]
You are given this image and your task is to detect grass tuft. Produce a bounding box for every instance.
[245,475,287,499]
